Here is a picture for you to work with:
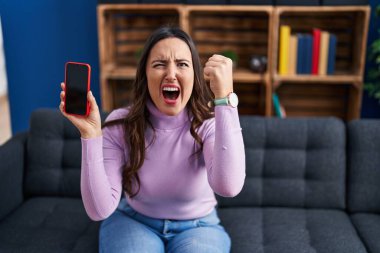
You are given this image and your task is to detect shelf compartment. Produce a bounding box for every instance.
[98,5,181,68]
[234,82,266,115]
[273,6,370,78]
[275,82,361,120]
[187,6,273,76]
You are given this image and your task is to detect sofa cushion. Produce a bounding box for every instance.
[25,109,107,198]
[0,197,99,252]
[351,213,380,253]
[348,119,380,213]
[0,132,27,221]
[219,207,366,253]
[218,117,346,209]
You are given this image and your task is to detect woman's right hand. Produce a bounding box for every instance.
[59,82,102,139]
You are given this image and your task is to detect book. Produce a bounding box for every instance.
[279,25,291,75]
[272,93,285,118]
[311,28,321,75]
[289,35,298,75]
[296,34,305,74]
[304,34,313,74]
[318,31,329,75]
[327,34,337,75]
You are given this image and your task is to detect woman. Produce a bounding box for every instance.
[59,26,245,253]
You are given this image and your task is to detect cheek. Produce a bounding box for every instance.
[184,72,194,94]
[147,73,161,97]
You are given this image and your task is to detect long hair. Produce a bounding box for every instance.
[103,26,214,197]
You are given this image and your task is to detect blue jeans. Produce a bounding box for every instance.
[99,199,231,253]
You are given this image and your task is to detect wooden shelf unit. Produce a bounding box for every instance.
[97,4,370,120]
[271,6,370,120]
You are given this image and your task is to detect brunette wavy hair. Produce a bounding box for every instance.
[103,26,214,198]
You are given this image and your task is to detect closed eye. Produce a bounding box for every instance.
[153,63,165,68]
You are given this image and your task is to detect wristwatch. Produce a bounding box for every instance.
[213,92,239,108]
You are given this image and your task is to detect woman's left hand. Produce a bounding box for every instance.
[204,54,234,99]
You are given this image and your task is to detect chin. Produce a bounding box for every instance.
[160,104,184,116]
[163,108,181,116]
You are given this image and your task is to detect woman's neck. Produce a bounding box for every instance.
[146,99,190,130]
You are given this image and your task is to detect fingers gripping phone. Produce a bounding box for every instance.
[64,62,91,116]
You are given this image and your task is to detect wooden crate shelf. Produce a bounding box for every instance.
[97,4,370,121]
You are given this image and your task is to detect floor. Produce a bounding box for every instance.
[0,95,11,145]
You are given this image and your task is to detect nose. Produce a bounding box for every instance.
[164,63,177,82]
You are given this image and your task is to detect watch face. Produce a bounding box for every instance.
[229,93,239,107]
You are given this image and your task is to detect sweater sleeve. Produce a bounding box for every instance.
[80,123,125,221]
[203,106,246,197]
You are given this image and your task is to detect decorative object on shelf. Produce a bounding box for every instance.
[249,55,267,73]
[364,5,380,103]
[220,50,238,69]
[272,92,286,118]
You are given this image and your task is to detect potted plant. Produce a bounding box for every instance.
[364,5,380,103]
[220,50,238,69]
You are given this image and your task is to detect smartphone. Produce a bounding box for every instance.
[64,62,91,117]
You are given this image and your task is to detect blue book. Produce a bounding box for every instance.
[296,34,305,74]
[327,34,337,75]
[304,34,313,74]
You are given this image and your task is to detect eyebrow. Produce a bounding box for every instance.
[151,59,191,64]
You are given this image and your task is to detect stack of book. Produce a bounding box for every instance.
[278,25,337,76]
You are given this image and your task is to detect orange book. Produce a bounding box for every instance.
[289,35,298,75]
[318,31,329,75]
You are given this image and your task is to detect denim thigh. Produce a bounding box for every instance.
[99,207,165,253]
[99,199,230,253]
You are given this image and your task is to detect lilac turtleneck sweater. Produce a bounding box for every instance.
[80,100,245,221]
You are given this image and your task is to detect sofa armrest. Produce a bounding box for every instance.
[0,132,28,221]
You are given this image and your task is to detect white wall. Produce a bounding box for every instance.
[0,16,8,97]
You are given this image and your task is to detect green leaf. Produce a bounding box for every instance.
[367,69,380,80]
[375,91,380,100]
[372,40,380,53]
[376,5,380,16]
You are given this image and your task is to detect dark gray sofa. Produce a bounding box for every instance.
[0,109,379,253]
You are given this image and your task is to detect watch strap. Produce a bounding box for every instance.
[213,97,229,106]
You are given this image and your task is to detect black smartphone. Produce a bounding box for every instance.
[64,62,91,116]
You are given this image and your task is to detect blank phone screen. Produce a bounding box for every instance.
[65,63,89,115]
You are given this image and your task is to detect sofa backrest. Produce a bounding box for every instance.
[25,109,107,198]
[217,116,346,209]
[348,119,380,213]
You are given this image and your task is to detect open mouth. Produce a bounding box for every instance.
[162,85,180,103]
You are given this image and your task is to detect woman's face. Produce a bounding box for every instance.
[146,37,194,116]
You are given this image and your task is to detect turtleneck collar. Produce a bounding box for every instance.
[146,99,190,130]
